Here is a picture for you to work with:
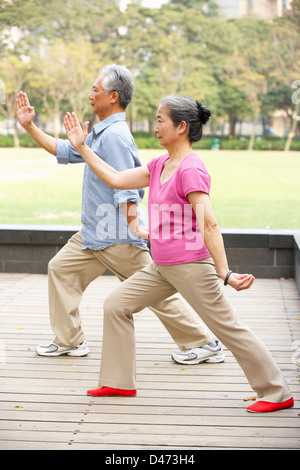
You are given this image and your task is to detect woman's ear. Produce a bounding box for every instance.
[178,120,188,135]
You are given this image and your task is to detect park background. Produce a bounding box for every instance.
[0,0,299,229]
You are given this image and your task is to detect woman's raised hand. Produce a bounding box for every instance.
[64,112,89,150]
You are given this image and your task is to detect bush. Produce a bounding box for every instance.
[0,134,39,147]
[193,138,213,149]
[290,140,300,151]
[19,134,40,147]
[133,136,161,149]
[253,139,275,150]
[1,132,300,150]
[0,135,14,147]
[220,139,248,150]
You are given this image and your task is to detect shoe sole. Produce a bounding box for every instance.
[65,348,89,357]
[247,397,294,413]
[36,348,89,357]
[172,352,225,365]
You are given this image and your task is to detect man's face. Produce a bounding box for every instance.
[88,75,113,119]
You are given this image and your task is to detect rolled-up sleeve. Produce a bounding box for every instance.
[56,135,92,164]
[102,132,143,208]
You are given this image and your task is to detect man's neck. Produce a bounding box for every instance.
[97,107,125,121]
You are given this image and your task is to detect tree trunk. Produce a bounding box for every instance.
[13,120,20,148]
[148,119,153,135]
[229,116,237,137]
[248,109,259,151]
[53,113,61,139]
[284,102,299,152]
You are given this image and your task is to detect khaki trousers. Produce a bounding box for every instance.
[48,231,214,349]
[100,259,291,403]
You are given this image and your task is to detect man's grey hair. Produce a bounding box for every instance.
[99,64,135,110]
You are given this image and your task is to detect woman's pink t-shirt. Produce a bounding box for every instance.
[147,153,211,265]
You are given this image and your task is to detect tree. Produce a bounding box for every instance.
[271,2,300,150]
[0,53,29,146]
[221,19,272,149]
[217,81,251,136]
[169,0,219,16]
[27,39,103,137]
[1,0,299,145]
[0,0,122,43]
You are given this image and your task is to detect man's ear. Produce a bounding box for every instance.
[110,90,119,104]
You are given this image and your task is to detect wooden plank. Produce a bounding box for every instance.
[0,429,299,450]
[0,399,298,418]
[0,419,298,439]
[0,273,299,451]
[1,409,298,430]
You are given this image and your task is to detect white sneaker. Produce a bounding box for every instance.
[172,340,225,365]
[36,340,89,357]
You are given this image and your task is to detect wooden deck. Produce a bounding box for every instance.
[0,272,299,451]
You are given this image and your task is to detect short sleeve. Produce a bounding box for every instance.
[56,133,93,165]
[147,157,156,174]
[181,167,211,198]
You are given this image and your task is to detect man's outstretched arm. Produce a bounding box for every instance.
[16,91,57,156]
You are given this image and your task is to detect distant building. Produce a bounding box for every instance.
[215,0,292,19]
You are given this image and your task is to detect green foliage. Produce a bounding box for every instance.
[2,133,300,150]
[133,136,161,149]
[0,0,299,147]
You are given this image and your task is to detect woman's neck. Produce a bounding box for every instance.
[166,141,193,163]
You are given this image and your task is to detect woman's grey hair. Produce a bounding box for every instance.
[99,64,135,110]
[159,95,211,143]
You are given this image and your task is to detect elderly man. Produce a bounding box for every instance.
[16,64,224,366]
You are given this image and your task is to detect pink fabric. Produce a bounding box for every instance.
[147,153,211,265]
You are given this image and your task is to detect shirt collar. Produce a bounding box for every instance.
[92,112,126,135]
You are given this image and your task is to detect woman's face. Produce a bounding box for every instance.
[154,105,180,148]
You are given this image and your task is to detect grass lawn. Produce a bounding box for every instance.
[0,147,299,230]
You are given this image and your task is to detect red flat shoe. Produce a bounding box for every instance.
[87,386,137,397]
[247,397,294,413]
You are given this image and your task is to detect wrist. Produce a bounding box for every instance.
[129,223,140,237]
[76,142,89,152]
[23,122,35,132]
[224,270,233,286]
[217,267,230,281]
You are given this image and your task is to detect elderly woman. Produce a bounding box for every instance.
[64,95,293,413]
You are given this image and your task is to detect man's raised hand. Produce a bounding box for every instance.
[16,91,35,128]
[64,112,89,150]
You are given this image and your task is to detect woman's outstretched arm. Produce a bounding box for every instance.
[64,112,150,190]
[188,191,255,291]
